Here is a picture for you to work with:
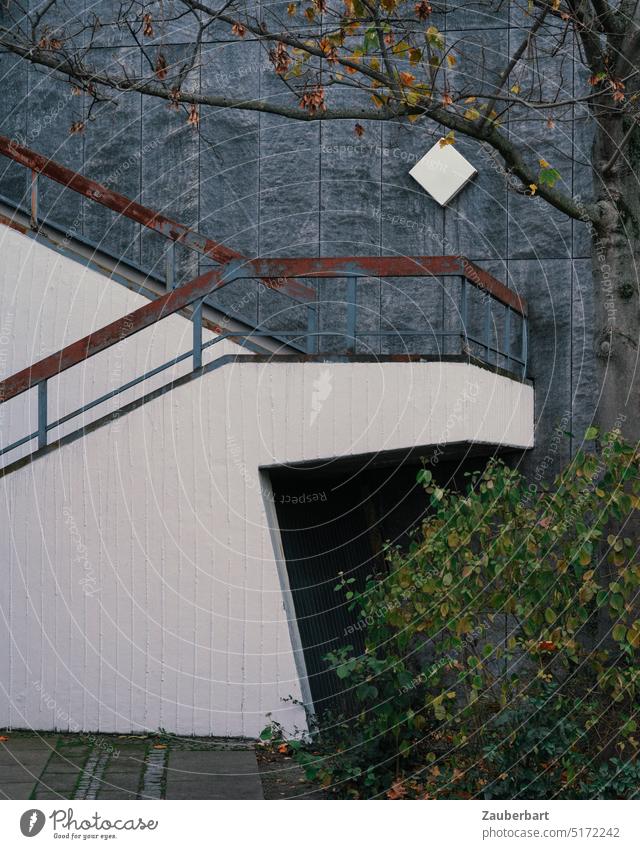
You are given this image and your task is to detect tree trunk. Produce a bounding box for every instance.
[591,120,640,643]
[591,121,640,446]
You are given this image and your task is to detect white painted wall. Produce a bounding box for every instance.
[0,223,534,737]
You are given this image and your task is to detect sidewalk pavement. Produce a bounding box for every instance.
[0,733,265,800]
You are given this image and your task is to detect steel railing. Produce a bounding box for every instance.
[0,137,528,469]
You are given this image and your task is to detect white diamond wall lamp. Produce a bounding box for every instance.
[409,140,478,206]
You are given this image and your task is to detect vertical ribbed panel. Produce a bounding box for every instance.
[0,223,533,737]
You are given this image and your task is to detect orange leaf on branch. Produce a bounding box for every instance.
[187,103,200,128]
[155,52,168,80]
[319,37,338,63]
[231,21,246,37]
[299,85,326,116]
[270,42,291,75]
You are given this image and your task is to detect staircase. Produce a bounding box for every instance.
[0,138,534,738]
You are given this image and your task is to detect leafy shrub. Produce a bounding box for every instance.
[263,429,640,798]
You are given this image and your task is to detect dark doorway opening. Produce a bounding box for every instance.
[269,449,489,716]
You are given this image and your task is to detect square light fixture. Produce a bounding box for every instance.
[409,140,478,206]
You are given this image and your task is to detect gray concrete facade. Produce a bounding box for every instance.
[0,0,597,475]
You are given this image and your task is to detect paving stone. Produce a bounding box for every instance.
[165,750,263,800]
[0,782,35,799]
[0,738,52,800]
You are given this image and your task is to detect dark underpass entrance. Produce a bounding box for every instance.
[269,450,488,717]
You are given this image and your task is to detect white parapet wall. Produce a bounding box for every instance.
[0,222,534,738]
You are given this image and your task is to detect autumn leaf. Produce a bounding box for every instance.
[387,779,408,799]
[415,0,432,21]
[287,2,297,13]
[277,743,289,753]
[399,71,415,87]
[0,736,8,742]
[319,36,337,63]
[409,47,422,66]
[187,103,200,128]
[270,42,291,75]
[354,122,365,137]
[510,82,520,94]
[152,743,167,749]
[441,91,453,106]
[300,84,326,115]
[546,116,556,129]
[231,21,246,37]
[143,12,154,37]
[611,79,626,102]
[439,131,455,147]
[155,52,168,80]
[425,25,444,50]
[464,107,480,121]
[69,121,85,134]
[446,54,456,67]
[392,40,410,56]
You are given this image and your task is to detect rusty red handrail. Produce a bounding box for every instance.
[242,256,526,316]
[0,134,316,304]
[0,253,526,406]
[0,134,526,316]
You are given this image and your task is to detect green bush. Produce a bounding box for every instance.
[264,429,640,798]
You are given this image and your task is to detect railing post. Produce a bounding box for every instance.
[30,170,39,230]
[37,380,47,450]
[504,305,511,372]
[484,295,491,363]
[192,298,203,370]
[306,301,318,355]
[521,316,528,379]
[460,277,468,354]
[346,277,357,353]
[165,242,175,290]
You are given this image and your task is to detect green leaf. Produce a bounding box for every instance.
[538,166,561,188]
[585,426,599,440]
[363,27,379,54]
[612,623,627,642]
[545,607,556,625]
